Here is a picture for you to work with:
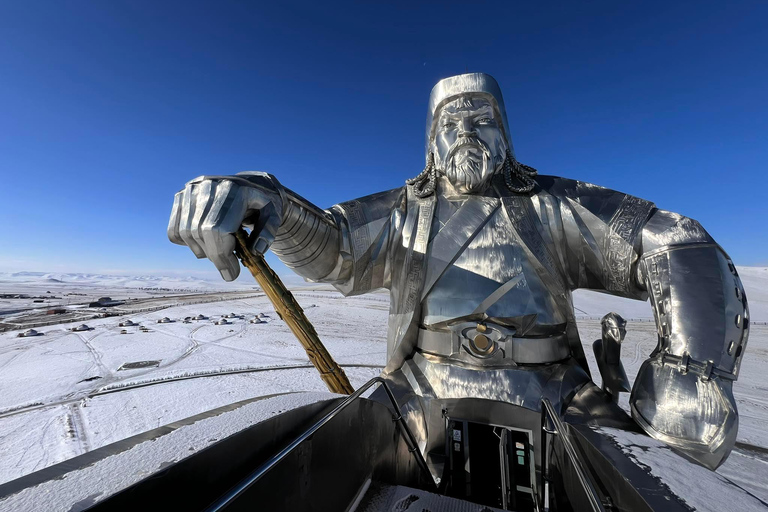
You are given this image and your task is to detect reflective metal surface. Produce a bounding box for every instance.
[204,377,433,512]
[593,313,630,403]
[629,210,749,469]
[541,398,606,512]
[431,96,508,195]
[426,73,515,160]
[168,72,748,470]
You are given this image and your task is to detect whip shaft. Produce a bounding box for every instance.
[234,229,354,395]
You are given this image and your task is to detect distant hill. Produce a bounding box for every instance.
[0,272,256,292]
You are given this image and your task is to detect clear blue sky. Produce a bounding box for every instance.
[1,1,766,280]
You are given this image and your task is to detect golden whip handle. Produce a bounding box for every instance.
[234,229,354,395]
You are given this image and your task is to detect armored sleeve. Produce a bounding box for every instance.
[269,188,343,282]
[630,209,749,469]
[270,186,406,296]
[539,176,748,469]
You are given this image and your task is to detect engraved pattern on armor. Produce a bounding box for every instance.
[340,199,373,293]
[609,196,653,245]
[643,251,672,349]
[500,195,565,294]
[404,198,436,313]
[602,195,654,293]
[384,191,436,372]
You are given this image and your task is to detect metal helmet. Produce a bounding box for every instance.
[425,72,515,163]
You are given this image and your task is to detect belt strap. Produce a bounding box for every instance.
[417,326,570,366]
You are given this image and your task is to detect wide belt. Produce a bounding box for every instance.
[416,322,570,366]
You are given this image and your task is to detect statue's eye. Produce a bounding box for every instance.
[477,117,493,124]
[442,122,456,130]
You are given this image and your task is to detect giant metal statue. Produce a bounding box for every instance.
[168,73,749,472]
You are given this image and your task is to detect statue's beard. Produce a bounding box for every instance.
[442,137,496,194]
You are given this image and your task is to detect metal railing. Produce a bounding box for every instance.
[204,377,434,511]
[541,398,606,512]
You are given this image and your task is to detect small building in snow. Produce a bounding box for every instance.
[89,297,124,308]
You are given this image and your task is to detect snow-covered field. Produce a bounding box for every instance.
[0,291,387,483]
[0,268,766,509]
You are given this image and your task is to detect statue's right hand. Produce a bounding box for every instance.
[167,172,285,282]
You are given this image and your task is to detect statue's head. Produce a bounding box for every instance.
[426,73,513,194]
[601,312,627,344]
[408,73,535,197]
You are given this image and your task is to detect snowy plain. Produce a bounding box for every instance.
[0,268,766,510]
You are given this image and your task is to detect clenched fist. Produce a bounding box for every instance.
[167,172,285,281]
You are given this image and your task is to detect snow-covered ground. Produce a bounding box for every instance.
[0,290,388,485]
[0,268,766,509]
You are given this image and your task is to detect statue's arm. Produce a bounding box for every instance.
[630,209,748,469]
[325,187,407,296]
[168,171,404,295]
[265,186,345,282]
[267,181,406,296]
[544,176,748,469]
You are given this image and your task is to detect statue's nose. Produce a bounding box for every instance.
[458,116,476,137]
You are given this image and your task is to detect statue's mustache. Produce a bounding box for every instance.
[445,136,492,179]
[446,136,491,163]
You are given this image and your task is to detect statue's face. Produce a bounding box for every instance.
[432,96,508,194]
[603,317,627,343]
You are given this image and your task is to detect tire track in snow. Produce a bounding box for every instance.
[143,323,204,369]
[190,321,307,364]
[64,403,89,455]
[74,331,110,378]
[93,363,385,395]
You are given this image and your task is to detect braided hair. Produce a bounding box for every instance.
[405,152,437,198]
[502,150,538,193]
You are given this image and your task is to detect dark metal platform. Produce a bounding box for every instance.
[354,482,505,512]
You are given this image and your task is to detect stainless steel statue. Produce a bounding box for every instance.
[168,73,749,470]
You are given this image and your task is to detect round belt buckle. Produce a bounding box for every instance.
[463,323,500,358]
[471,333,493,354]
